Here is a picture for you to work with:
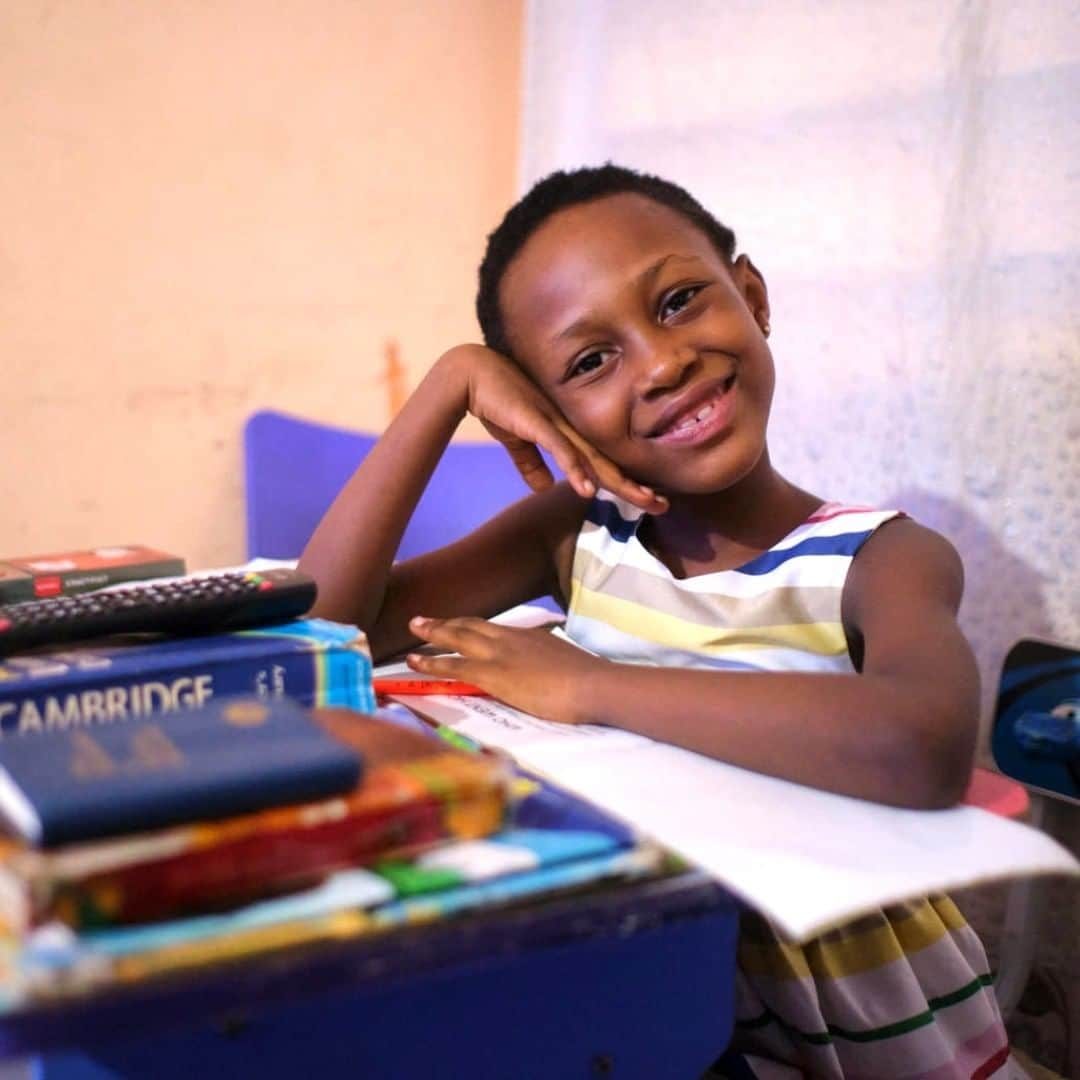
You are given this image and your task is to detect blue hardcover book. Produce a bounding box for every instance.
[0,696,364,847]
[0,618,375,740]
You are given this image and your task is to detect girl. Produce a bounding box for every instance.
[300,165,1022,1078]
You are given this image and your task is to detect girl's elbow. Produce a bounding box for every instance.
[902,719,978,810]
[912,769,971,811]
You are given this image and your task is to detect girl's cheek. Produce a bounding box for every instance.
[574,400,624,444]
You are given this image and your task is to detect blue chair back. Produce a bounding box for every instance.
[244,409,533,562]
[992,638,1080,805]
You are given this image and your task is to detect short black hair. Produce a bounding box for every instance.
[476,163,737,358]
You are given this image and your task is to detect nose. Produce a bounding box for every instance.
[635,343,697,399]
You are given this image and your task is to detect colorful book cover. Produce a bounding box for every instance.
[8,828,667,1003]
[0,546,186,604]
[0,697,363,847]
[0,618,375,739]
[0,717,511,931]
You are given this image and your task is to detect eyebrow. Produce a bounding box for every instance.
[549,253,702,345]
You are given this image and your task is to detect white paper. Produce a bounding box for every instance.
[390,693,1080,943]
[388,694,652,756]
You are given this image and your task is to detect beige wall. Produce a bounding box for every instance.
[2,1,522,569]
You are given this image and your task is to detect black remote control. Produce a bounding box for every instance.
[0,569,318,657]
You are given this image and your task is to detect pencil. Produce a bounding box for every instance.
[373,678,489,696]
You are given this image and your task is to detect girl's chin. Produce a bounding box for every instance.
[642,443,768,499]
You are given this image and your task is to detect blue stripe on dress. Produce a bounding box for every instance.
[585,498,639,543]
[735,530,875,576]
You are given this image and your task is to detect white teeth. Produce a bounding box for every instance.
[656,387,732,437]
[672,400,714,432]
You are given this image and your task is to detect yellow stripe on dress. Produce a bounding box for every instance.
[569,581,849,657]
[571,549,848,627]
[738,897,970,980]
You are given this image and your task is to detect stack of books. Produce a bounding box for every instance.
[0,623,668,1010]
[5,759,667,1003]
[0,698,520,1005]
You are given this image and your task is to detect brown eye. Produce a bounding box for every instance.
[660,285,703,321]
[570,352,605,378]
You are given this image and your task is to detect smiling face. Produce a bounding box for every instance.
[498,193,775,497]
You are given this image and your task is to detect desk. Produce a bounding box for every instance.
[7,870,737,1080]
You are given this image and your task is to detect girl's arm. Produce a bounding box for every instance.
[405,519,980,809]
[298,344,665,660]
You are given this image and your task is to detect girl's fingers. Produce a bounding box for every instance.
[480,420,556,492]
[405,651,474,679]
[468,354,652,505]
[558,426,668,513]
[482,392,663,510]
[512,418,596,499]
[484,417,594,499]
[409,615,500,652]
[406,617,502,683]
[597,464,668,513]
[532,425,598,498]
[503,441,556,493]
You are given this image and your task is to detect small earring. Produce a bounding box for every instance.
[761,321,771,337]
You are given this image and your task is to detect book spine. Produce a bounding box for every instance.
[0,557,187,603]
[52,556,187,597]
[52,785,507,927]
[0,647,374,739]
[0,570,34,605]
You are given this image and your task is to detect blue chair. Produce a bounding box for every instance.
[244,408,539,563]
[986,639,1079,1020]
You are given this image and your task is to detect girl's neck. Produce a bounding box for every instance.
[640,450,822,577]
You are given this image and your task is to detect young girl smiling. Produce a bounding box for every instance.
[301,165,1020,1079]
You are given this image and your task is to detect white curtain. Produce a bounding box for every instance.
[521,0,1079,732]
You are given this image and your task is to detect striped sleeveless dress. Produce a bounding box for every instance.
[565,494,1020,1080]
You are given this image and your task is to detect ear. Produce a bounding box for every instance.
[732,254,771,337]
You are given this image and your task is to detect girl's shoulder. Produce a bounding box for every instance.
[842,512,967,628]
[845,512,963,581]
[795,501,906,540]
[822,503,964,601]
[745,501,907,566]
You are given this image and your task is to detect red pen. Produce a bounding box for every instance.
[373,678,489,696]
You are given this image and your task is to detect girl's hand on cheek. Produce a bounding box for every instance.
[405,615,604,725]
[441,344,666,514]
